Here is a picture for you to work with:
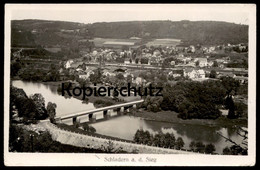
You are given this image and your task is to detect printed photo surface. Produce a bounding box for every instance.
[4,4,256,166]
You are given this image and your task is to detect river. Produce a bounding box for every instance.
[12,80,246,154]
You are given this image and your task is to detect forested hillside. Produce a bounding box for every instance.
[11,19,248,47]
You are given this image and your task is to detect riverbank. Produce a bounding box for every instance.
[132,110,248,128]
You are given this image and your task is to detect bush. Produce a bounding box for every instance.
[82,124,96,133]
[222,145,247,155]
[133,130,181,149]
[142,96,163,112]
[205,143,216,154]
[195,141,205,153]
[94,99,114,107]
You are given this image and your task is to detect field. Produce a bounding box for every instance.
[93,38,141,48]
[146,38,181,47]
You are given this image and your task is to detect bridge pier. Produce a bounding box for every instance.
[103,110,111,119]
[89,114,96,123]
[120,107,124,112]
[73,117,80,125]
[133,104,137,109]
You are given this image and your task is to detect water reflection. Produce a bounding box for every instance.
[12,80,96,117]
[91,115,245,154]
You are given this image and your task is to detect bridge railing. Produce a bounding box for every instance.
[56,99,144,120]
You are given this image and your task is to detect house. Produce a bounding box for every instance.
[195,58,208,67]
[185,62,196,67]
[188,45,196,53]
[234,76,248,84]
[176,56,186,63]
[123,73,134,81]
[124,58,132,64]
[78,70,94,80]
[78,74,89,80]
[209,46,216,53]
[197,69,206,78]
[130,37,141,40]
[183,68,206,79]
[207,61,214,67]
[103,71,116,77]
[64,60,74,69]
[218,72,236,78]
[150,55,162,66]
[216,59,225,63]
[168,71,181,78]
[31,29,38,34]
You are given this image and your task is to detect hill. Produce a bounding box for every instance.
[90,20,248,45]
[11,19,248,47]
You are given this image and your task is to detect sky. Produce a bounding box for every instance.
[6,4,252,25]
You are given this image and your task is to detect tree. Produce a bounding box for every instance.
[82,123,90,131]
[116,73,125,80]
[209,70,217,78]
[175,137,184,150]
[47,102,57,123]
[220,76,240,96]
[213,61,218,67]
[140,57,149,64]
[126,74,132,83]
[223,147,231,155]
[189,141,196,151]
[30,94,47,119]
[89,126,96,133]
[11,61,22,77]
[205,143,216,154]
[142,96,163,112]
[164,133,176,148]
[135,58,139,64]
[121,45,129,52]
[90,68,103,84]
[19,98,38,123]
[195,60,200,67]
[195,142,205,153]
[225,96,236,119]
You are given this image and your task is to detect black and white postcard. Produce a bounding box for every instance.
[4,4,256,166]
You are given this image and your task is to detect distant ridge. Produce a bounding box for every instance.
[11,19,248,47]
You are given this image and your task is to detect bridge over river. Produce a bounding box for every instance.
[55,99,144,124]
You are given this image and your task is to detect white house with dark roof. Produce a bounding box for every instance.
[195,58,208,67]
[183,68,205,79]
